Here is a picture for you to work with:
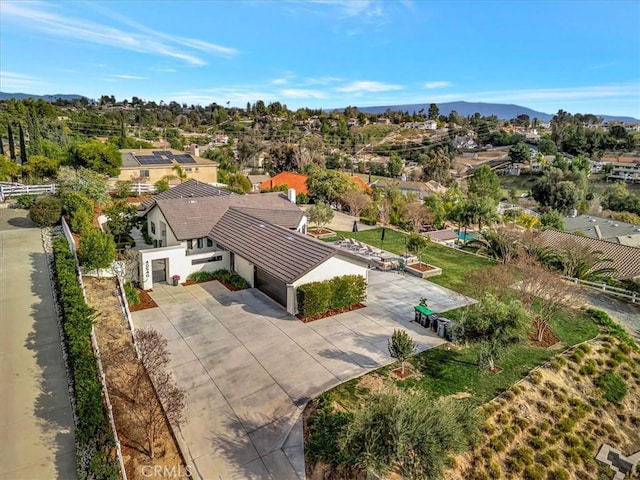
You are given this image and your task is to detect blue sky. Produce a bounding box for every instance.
[1,0,639,117]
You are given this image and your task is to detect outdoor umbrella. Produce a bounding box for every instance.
[352,220,359,232]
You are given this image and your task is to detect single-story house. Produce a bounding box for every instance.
[137,180,369,313]
[257,171,370,195]
[562,214,640,248]
[537,230,640,280]
[425,229,459,246]
[115,147,218,185]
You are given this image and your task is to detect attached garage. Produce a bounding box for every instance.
[209,208,370,314]
[255,267,287,307]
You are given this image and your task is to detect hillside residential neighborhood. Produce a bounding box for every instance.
[2,1,640,480]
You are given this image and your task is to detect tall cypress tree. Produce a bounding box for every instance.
[18,124,27,165]
[27,109,42,156]
[0,134,5,156]
[7,124,16,161]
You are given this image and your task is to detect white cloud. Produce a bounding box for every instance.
[280,89,326,99]
[0,1,238,66]
[111,74,147,80]
[423,81,452,89]
[303,76,342,85]
[335,81,403,93]
[151,67,177,73]
[0,71,43,90]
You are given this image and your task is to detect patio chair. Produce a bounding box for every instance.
[366,245,382,256]
[353,241,369,254]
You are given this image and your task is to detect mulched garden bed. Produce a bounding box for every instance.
[308,228,333,235]
[391,366,415,379]
[129,288,158,312]
[409,262,437,272]
[297,303,365,323]
[181,278,244,291]
[528,327,561,348]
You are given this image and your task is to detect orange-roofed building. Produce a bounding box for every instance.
[258,171,370,195]
[350,176,371,192]
[258,172,310,194]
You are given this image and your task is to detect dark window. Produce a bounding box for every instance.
[197,238,204,249]
[150,221,156,234]
[207,238,213,247]
[140,169,150,178]
[191,255,223,265]
[187,239,193,249]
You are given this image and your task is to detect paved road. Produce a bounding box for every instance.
[132,269,471,480]
[583,290,640,342]
[0,208,77,479]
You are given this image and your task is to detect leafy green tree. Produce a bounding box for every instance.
[105,200,137,241]
[387,330,416,375]
[224,173,252,193]
[532,174,579,213]
[113,180,133,198]
[539,210,565,231]
[420,148,451,184]
[7,124,16,161]
[469,226,520,264]
[307,201,334,229]
[508,142,531,164]
[265,142,299,174]
[452,293,529,371]
[427,103,439,120]
[340,190,371,218]
[29,195,63,227]
[78,228,116,275]
[537,136,557,155]
[237,129,264,169]
[467,164,501,204]
[339,389,481,479]
[307,167,358,204]
[67,140,122,176]
[387,153,403,178]
[18,124,27,165]
[154,177,170,193]
[21,155,60,180]
[407,233,429,258]
[57,166,110,205]
[0,154,21,181]
[27,109,42,156]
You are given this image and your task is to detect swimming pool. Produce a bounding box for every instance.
[453,229,479,242]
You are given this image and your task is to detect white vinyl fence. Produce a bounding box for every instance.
[0,182,158,201]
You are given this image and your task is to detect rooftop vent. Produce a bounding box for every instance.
[188,200,197,204]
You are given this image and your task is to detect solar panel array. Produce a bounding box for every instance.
[134,151,196,165]
[174,155,196,164]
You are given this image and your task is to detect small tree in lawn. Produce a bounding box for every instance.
[388,329,417,375]
[78,228,116,276]
[308,201,334,229]
[407,233,429,261]
[104,199,137,243]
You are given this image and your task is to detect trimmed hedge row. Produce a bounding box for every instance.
[297,274,367,317]
[187,269,250,289]
[52,237,119,479]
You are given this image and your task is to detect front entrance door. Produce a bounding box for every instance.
[152,259,166,283]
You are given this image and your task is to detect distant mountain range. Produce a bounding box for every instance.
[355,101,640,123]
[1,92,637,123]
[0,92,87,102]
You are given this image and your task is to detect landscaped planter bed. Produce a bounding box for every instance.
[297,302,365,323]
[307,228,336,239]
[405,262,442,278]
[129,288,158,312]
[181,278,244,291]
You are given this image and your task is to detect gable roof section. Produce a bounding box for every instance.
[140,179,230,214]
[150,190,304,240]
[258,172,309,194]
[209,209,337,283]
[538,230,640,280]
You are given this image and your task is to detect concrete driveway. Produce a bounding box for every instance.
[132,269,472,480]
[1,208,77,479]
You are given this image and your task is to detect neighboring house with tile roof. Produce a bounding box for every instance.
[562,214,640,248]
[137,183,368,313]
[537,230,640,280]
[371,178,447,201]
[257,171,370,196]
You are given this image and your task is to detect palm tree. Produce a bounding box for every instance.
[469,226,520,264]
[556,241,617,282]
[172,165,187,183]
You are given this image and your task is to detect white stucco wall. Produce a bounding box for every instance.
[139,245,229,290]
[146,207,179,247]
[292,255,368,287]
[234,254,255,288]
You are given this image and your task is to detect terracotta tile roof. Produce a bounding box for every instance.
[538,230,640,280]
[600,156,640,164]
[350,176,371,192]
[258,172,309,195]
[258,172,369,195]
[209,208,337,283]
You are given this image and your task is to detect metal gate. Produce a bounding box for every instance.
[255,267,287,307]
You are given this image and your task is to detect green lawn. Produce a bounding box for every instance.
[330,228,494,294]
[499,173,539,197]
[331,307,598,408]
